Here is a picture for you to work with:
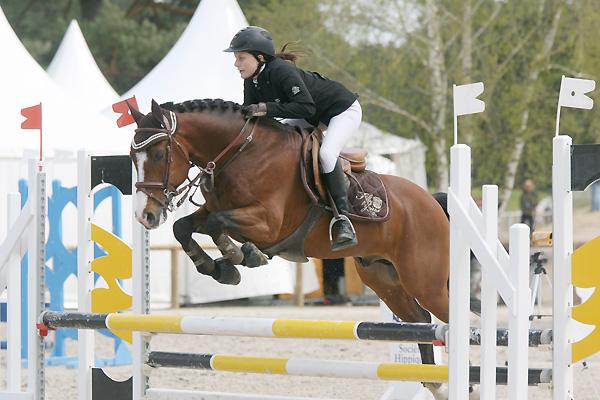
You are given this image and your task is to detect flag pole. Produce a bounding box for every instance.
[556,75,565,137]
[453,84,458,145]
[39,104,43,165]
[555,106,561,137]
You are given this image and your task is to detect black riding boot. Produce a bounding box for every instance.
[322,161,358,251]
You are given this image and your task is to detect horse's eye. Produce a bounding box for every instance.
[154,151,164,161]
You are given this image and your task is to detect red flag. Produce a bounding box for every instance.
[21,103,42,130]
[112,96,139,128]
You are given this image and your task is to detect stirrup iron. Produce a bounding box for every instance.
[328,214,357,242]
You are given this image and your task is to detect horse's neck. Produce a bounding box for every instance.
[179,113,247,166]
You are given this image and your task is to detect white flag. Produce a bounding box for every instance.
[453,82,485,117]
[558,76,595,109]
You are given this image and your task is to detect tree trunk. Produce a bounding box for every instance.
[460,0,474,144]
[499,5,563,215]
[425,0,449,191]
[79,0,102,20]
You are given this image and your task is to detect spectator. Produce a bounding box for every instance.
[520,178,538,230]
[592,181,600,211]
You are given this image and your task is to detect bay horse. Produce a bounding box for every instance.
[129,99,452,391]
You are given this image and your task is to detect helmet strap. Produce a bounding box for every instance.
[251,62,266,80]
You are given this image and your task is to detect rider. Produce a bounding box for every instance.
[224,26,361,251]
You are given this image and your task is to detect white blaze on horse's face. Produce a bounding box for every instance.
[134,151,167,229]
[134,152,149,224]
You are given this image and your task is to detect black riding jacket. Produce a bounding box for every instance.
[243,58,358,126]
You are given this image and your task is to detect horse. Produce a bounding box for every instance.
[129,98,453,394]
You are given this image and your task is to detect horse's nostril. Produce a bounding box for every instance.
[144,211,155,226]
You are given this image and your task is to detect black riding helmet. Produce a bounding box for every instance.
[223,26,275,57]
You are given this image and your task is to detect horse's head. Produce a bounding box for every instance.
[129,100,191,229]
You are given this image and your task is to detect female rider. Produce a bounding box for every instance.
[224,26,362,251]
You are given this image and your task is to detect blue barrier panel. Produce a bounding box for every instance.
[13,178,129,367]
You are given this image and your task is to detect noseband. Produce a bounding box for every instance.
[131,110,257,212]
[131,110,188,211]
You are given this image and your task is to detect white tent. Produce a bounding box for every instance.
[122,0,247,109]
[349,121,427,188]
[0,5,134,249]
[0,6,146,304]
[47,20,119,112]
[0,7,130,159]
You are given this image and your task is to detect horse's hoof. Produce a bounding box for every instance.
[194,259,216,276]
[241,242,268,268]
[423,382,448,400]
[215,235,244,265]
[212,258,241,285]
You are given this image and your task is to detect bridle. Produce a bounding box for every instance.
[131,109,257,212]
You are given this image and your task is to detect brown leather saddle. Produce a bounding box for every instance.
[262,127,391,262]
[300,128,390,222]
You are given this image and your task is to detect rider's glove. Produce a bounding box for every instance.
[242,103,267,118]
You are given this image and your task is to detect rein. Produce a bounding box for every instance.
[132,111,257,211]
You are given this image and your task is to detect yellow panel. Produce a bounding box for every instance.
[572,235,600,363]
[272,320,356,339]
[212,355,287,374]
[91,224,132,314]
[377,363,448,383]
[90,224,133,344]
[107,314,183,333]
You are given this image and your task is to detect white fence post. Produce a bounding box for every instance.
[507,224,530,399]
[27,160,46,400]
[132,162,150,400]
[6,192,22,392]
[553,135,573,400]
[77,151,94,400]
[448,144,471,400]
[480,185,498,399]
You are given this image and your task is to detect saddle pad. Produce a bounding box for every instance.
[299,127,390,222]
[346,170,390,222]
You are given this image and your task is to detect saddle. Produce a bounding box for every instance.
[300,128,390,222]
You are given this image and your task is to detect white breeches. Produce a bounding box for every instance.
[281,100,362,173]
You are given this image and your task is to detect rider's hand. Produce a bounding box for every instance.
[242,103,267,118]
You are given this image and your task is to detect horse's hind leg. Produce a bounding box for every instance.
[353,257,447,398]
[205,210,268,268]
[213,236,267,268]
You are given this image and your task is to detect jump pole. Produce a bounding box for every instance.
[39,310,553,347]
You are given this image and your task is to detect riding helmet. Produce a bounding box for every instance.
[223,26,275,57]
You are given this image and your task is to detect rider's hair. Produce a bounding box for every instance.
[273,42,307,64]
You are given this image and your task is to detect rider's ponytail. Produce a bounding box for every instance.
[274,42,307,64]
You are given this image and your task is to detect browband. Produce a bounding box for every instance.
[131,110,177,150]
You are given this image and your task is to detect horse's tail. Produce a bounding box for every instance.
[433,192,482,317]
[432,192,449,218]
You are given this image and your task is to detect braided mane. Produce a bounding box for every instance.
[160,98,243,114]
[160,98,298,133]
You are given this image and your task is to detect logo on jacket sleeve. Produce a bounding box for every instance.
[291,86,301,96]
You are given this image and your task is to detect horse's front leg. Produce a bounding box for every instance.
[173,207,241,285]
[205,208,269,268]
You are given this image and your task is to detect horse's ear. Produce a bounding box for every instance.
[151,98,173,130]
[127,101,145,126]
[151,99,164,124]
